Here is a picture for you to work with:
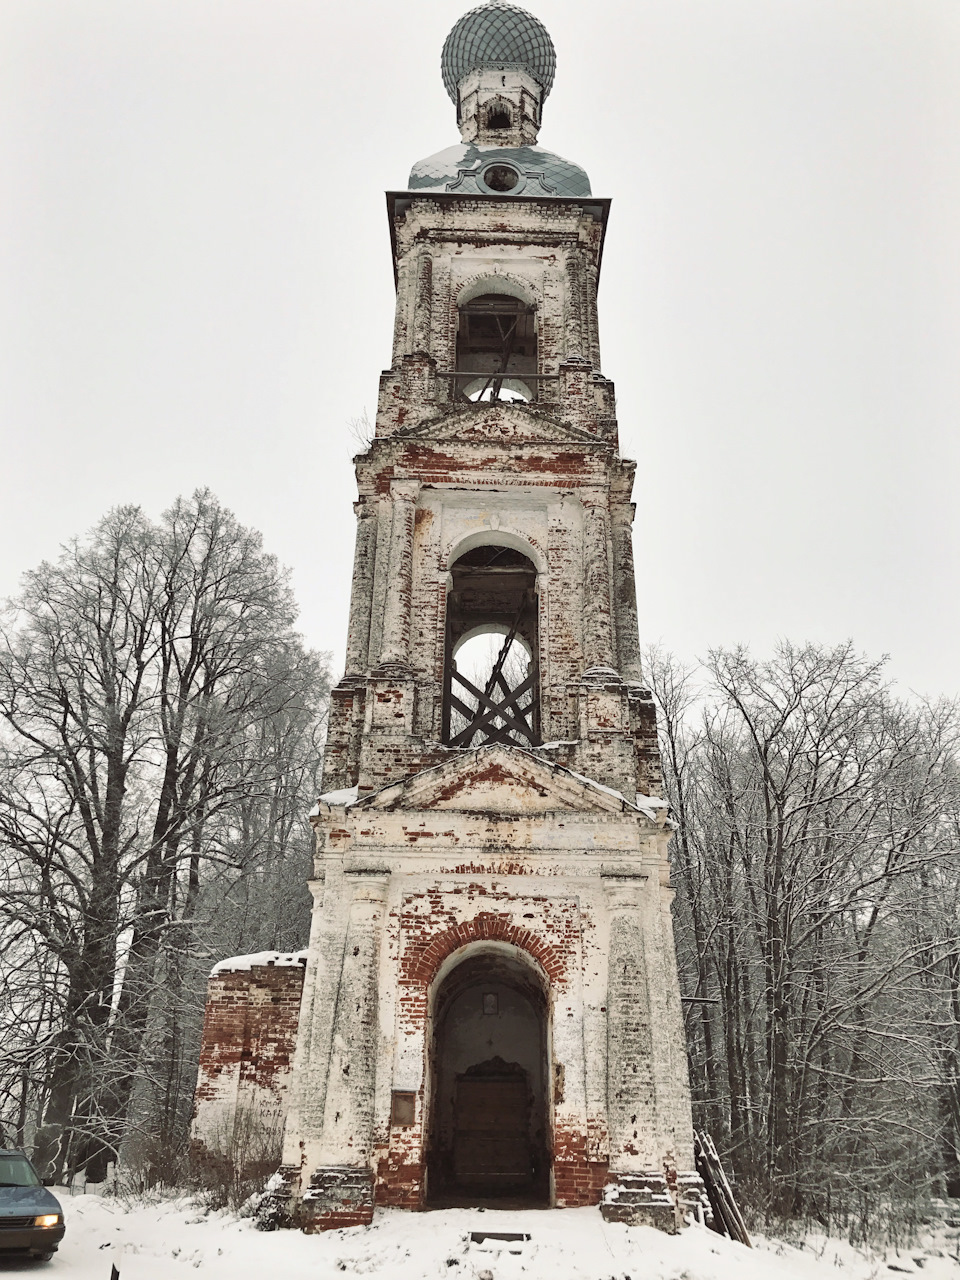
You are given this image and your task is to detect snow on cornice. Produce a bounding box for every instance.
[210,949,308,977]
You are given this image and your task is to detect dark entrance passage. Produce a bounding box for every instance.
[426,947,550,1207]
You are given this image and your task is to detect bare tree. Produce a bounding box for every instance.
[647,642,960,1225]
[0,491,329,1183]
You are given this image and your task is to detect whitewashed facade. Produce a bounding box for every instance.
[194,0,702,1233]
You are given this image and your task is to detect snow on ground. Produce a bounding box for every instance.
[5,1193,959,1280]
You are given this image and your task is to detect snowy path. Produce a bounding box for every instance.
[3,1194,959,1280]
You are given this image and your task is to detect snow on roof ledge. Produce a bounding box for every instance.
[309,784,361,816]
[563,770,669,822]
[211,949,308,977]
[328,744,673,823]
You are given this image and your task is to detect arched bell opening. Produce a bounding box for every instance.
[441,545,540,747]
[455,293,537,403]
[425,944,551,1208]
[461,376,532,404]
[485,101,513,132]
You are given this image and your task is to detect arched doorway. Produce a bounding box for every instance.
[425,945,551,1207]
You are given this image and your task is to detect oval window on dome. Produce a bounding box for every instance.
[482,163,521,193]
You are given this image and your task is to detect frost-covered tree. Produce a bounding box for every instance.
[0,491,329,1182]
[648,642,960,1223]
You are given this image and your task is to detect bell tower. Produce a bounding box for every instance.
[278,0,702,1232]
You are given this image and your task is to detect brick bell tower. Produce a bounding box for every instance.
[277,0,701,1231]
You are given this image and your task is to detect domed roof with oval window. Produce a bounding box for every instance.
[441,1,557,103]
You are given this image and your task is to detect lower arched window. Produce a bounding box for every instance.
[442,546,540,747]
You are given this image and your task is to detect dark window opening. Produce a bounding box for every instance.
[426,949,550,1207]
[455,294,536,403]
[442,546,540,748]
[483,163,519,192]
[486,107,512,131]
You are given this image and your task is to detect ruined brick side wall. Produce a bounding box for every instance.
[190,958,306,1186]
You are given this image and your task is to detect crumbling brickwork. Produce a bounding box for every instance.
[190,954,306,1187]
[193,0,702,1233]
[274,749,696,1223]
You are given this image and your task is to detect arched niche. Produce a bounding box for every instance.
[442,543,540,748]
[485,101,513,132]
[425,943,551,1207]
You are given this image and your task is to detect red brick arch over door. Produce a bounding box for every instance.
[379,912,567,1209]
[401,911,568,988]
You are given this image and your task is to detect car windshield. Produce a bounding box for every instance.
[0,1155,41,1187]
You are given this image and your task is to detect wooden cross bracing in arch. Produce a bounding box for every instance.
[445,606,540,748]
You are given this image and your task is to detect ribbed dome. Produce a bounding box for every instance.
[441,2,557,103]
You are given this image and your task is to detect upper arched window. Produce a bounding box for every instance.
[455,293,537,403]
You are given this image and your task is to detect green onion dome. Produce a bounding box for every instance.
[441,2,557,103]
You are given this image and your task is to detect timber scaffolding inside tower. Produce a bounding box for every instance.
[453,293,538,403]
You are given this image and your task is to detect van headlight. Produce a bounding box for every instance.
[34,1214,61,1227]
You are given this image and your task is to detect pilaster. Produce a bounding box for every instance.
[581,496,616,672]
[412,251,433,354]
[345,499,377,676]
[600,874,689,1233]
[563,249,584,360]
[602,876,658,1171]
[610,467,644,685]
[300,872,389,1231]
[379,480,420,666]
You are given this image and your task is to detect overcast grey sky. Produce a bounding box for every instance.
[2,0,958,697]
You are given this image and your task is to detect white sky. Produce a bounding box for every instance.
[2,0,958,698]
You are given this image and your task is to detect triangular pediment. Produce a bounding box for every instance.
[351,744,651,818]
[396,404,600,448]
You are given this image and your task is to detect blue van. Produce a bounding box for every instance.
[0,1149,65,1262]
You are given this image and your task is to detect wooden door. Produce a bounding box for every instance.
[452,1076,532,1186]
